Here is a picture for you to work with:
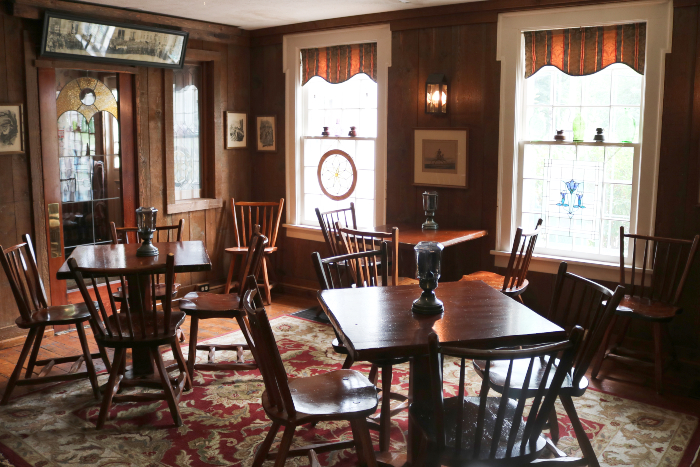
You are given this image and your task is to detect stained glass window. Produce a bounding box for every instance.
[173,64,202,200]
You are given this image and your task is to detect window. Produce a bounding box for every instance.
[496,2,672,281]
[283,25,391,238]
[173,64,202,200]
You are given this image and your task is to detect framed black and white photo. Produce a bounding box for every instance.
[226,112,247,149]
[0,104,24,155]
[257,116,276,152]
[41,12,189,69]
[414,128,468,188]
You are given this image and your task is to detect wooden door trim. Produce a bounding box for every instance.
[118,74,138,226]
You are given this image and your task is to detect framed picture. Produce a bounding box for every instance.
[225,112,247,149]
[41,12,189,69]
[414,128,468,188]
[257,116,276,152]
[0,104,24,155]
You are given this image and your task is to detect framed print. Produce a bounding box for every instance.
[0,104,24,155]
[41,12,189,69]
[414,128,468,188]
[257,116,276,152]
[225,112,247,148]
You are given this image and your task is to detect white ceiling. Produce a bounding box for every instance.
[77,0,484,30]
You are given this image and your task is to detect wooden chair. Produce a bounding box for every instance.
[316,203,357,257]
[0,234,102,405]
[409,327,586,467]
[68,253,192,429]
[242,276,378,467]
[592,226,700,394]
[460,219,542,303]
[472,262,625,467]
[338,224,400,286]
[312,243,409,453]
[179,225,268,378]
[225,198,284,305]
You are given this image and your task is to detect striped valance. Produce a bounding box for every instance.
[301,43,377,85]
[524,23,646,78]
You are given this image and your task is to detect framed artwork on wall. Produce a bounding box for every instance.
[413,128,468,188]
[257,116,276,152]
[225,112,247,148]
[0,104,24,155]
[40,12,189,69]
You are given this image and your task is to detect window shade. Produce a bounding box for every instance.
[301,43,377,85]
[523,23,646,78]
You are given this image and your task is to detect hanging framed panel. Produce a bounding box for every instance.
[413,128,468,188]
[0,103,24,155]
[41,12,189,69]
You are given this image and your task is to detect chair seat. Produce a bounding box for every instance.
[473,358,588,398]
[459,271,528,296]
[410,396,546,461]
[101,310,186,342]
[263,369,378,422]
[225,246,277,254]
[616,295,681,322]
[114,283,181,301]
[15,302,93,329]
[179,291,241,314]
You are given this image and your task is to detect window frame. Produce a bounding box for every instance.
[495,1,672,282]
[282,25,391,241]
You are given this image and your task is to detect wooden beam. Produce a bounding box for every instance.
[34,58,138,74]
[185,48,222,63]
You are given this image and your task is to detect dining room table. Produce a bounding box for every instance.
[317,279,566,466]
[56,240,212,375]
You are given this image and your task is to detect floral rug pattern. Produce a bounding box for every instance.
[0,315,696,466]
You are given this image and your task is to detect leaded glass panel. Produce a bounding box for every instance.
[173,64,202,200]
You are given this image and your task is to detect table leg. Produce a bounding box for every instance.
[407,354,432,466]
[127,274,154,376]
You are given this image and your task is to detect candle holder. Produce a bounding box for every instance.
[422,191,438,230]
[135,206,159,257]
[411,241,444,315]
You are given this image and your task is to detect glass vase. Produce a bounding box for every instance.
[573,113,585,142]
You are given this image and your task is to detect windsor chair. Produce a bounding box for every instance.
[243,276,378,467]
[459,219,542,303]
[338,224,400,286]
[0,234,102,405]
[225,198,284,305]
[316,203,357,257]
[592,227,699,394]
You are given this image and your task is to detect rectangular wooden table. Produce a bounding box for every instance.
[317,280,565,466]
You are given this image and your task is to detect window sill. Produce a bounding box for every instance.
[491,250,623,283]
[167,198,224,214]
[283,224,325,242]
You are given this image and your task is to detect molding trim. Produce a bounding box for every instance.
[283,224,325,242]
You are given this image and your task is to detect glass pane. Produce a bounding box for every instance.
[355,140,375,171]
[581,107,610,140]
[604,147,634,183]
[303,166,322,194]
[527,67,552,106]
[603,183,632,217]
[581,67,611,106]
[553,72,581,106]
[553,107,578,140]
[523,144,549,178]
[611,67,643,106]
[356,169,374,199]
[303,138,321,167]
[173,64,202,200]
[521,179,543,213]
[609,106,640,143]
[526,107,552,141]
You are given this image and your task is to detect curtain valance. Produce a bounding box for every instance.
[301,43,377,85]
[523,23,646,78]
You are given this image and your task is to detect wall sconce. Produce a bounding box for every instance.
[425,73,448,114]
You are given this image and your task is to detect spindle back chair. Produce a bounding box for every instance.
[68,253,191,428]
[0,234,101,405]
[338,224,399,286]
[315,203,357,257]
[410,327,585,466]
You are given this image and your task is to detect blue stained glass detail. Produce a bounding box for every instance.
[557,179,585,218]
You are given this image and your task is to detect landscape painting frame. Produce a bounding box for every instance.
[414,128,468,188]
[40,12,189,69]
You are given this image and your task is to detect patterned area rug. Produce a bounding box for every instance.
[0,315,697,466]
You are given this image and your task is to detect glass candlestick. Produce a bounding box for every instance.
[411,241,445,315]
[135,206,159,257]
[422,191,439,230]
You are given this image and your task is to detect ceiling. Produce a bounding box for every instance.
[76,0,484,30]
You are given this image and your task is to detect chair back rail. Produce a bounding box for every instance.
[315,203,357,257]
[235,226,269,308]
[231,199,284,249]
[620,227,700,305]
[0,234,48,321]
[546,262,625,385]
[502,219,542,292]
[242,276,297,417]
[312,242,388,290]
[338,224,399,286]
[110,219,185,245]
[68,253,176,341]
[427,326,584,459]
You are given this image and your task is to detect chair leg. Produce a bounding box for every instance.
[591,315,617,379]
[252,421,281,467]
[25,326,45,378]
[515,294,524,304]
[351,418,378,467]
[152,347,183,427]
[560,395,599,467]
[548,407,560,443]
[225,255,236,295]
[342,354,354,370]
[171,340,192,391]
[97,348,125,429]
[1,328,38,405]
[368,364,379,385]
[663,323,677,360]
[612,316,632,352]
[379,364,392,452]
[273,425,296,467]
[176,327,186,343]
[262,256,272,305]
[187,316,199,378]
[76,324,100,400]
[350,418,368,465]
[653,323,664,395]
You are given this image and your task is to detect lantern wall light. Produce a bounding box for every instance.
[425,73,448,114]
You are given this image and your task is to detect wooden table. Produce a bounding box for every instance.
[57,241,211,374]
[317,280,565,466]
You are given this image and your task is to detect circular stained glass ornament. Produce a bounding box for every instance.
[79,88,96,106]
[317,149,358,201]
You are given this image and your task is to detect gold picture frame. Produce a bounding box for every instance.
[413,128,468,188]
